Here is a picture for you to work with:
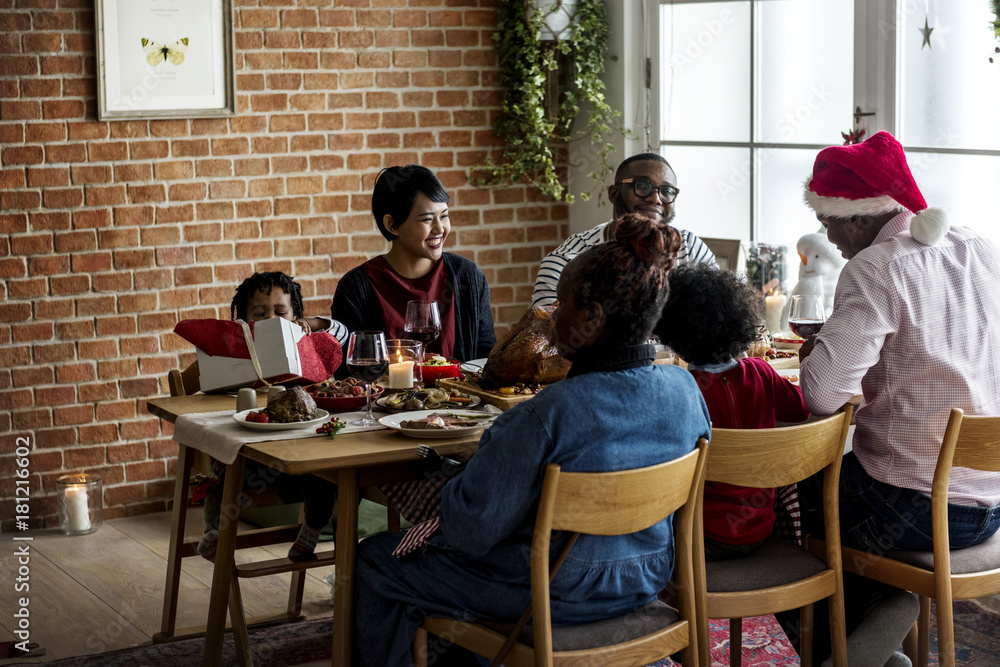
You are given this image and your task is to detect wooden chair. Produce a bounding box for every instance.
[156,366,337,648]
[414,439,709,667]
[694,407,853,667]
[820,408,1000,667]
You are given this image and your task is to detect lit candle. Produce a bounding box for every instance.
[764,292,787,335]
[65,484,91,533]
[387,352,415,389]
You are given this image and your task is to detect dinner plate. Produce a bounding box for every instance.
[375,393,481,412]
[233,408,330,431]
[460,358,488,373]
[378,410,495,439]
[777,369,800,386]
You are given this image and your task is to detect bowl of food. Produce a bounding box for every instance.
[771,332,804,350]
[419,355,461,384]
[306,377,383,412]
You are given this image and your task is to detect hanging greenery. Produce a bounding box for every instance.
[475,0,620,203]
[990,0,1000,62]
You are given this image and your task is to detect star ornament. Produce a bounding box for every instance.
[920,16,934,50]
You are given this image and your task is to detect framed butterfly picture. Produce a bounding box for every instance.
[96,0,235,120]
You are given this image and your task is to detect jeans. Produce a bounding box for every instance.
[780,451,1000,662]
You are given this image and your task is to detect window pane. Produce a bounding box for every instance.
[899,3,1000,150]
[757,147,821,281]
[905,151,1000,246]
[660,145,751,243]
[659,2,751,142]
[757,0,855,144]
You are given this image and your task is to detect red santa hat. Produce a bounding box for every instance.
[803,131,949,246]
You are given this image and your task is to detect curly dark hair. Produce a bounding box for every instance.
[655,265,762,366]
[371,165,450,242]
[230,272,305,322]
[565,212,682,346]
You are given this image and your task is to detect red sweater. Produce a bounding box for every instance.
[689,357,810,545]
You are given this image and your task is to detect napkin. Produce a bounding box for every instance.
[393,516,441,558]
[172,410,386,464]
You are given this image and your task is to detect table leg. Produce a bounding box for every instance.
[331,469,359,667]
[156,443,194,640]
[203,456,246,667]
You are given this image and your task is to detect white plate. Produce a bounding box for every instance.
[376,393,480,412]
[233,409,330,431]
[378,410,495,439]
[777,369,800,386]
[460,358,488,373]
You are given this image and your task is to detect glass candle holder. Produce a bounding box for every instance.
[385,339,423,388]
[57,474,102,536]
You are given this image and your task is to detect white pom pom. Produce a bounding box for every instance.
[910,207,948,246]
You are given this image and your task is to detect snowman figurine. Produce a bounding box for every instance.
[780,231,846,330]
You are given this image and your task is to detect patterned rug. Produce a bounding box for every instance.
[17,600,1000,666]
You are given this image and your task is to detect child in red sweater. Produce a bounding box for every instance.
[656,265,810,560]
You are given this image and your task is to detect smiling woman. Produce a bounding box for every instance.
[330,165,496,364]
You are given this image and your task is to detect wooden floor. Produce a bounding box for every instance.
[0,507,335,664]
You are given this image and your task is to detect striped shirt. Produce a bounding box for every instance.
[531,221,718,308]
[801,211,1000,506]
[312,316,349,348]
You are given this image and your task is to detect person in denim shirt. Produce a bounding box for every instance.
[352,213,712,667]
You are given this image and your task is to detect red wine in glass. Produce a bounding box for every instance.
[788,319,824,338]
[404,328,441,347]
[403,301,442,351]
[345,330,388,427]
[346,360,388,385]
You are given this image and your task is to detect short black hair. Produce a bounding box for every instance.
[615,153,675,182]
[655,266,762,366]
[230,272,305,322]
[371,165,450,242]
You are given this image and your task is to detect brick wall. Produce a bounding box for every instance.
[0,0,571,530]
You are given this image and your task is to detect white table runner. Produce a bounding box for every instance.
[172,410,386,464]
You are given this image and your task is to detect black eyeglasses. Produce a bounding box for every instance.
[617,178,680,203]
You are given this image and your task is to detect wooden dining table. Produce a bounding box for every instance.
[146,393,482,666]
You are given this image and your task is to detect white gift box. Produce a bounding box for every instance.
[197,317,304,393]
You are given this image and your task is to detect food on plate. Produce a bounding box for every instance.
[246,410,270,423]
[309,377,378,398]
[421,354,454,367]
[399,412,485,429]
[783,374,800,383]
[480,305,571,389]
[383,387,471,410]
[266,386,317,423]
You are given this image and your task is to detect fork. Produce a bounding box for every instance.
[415,444,466,476]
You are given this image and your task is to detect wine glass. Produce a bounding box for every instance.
[345,330,388,427]
[788,294,826,339]
[403,300,442,355]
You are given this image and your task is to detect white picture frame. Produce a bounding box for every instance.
[96,0,235,120]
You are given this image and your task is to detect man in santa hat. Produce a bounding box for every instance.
[789,131,1000,666]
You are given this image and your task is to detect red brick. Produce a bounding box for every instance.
[113,206,154,227]
[70,165,112,184]
[1,100,41,120]
[191,119,229,135]
[168,182,208,201]
[85,185,126,206]
[97,360,137,380]
[2,189,41,209]
[134,269,172,290]
[49,274,90,295]
[129,140,169,160]
[150,120,189,137]
[12,366,54,387]
[67,121,109,141]
[271,156,307,174]
[155,246,195,265]
[34,342,75,363]
[63,444,104,466]
[0,55,39,76]
[108,120,147,139]
[92,271,132,292]
[79,423,120,445]
[172,139,210,157]
[45,143,86,163]
[107,442,145,463]
[195,159,234,178]
[96,316,136,337]
[42,99,85,119]
[56,362,96,383]
[0,303,31,323]
[153,161,194,180]
[120,336,159,356]
[42,187,83,208]
[139,226,179,246]
[27,254,69,275]
[3,145,43,165]
[234,158,269,176]
[211,137,250,155]
[154,204,194,224]
[88,141,127,161]
[127,184,167,203]
[11,233,54,254]
[126,458,165,481]
[96,400,136,421]
[35,386,75,407]
[76,295,115,316]
[12,409,52,430]
[8,277,47,298]
[72,208,111,229]
[21,78,61,97]
[361,52,393,69]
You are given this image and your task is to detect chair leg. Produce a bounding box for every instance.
[902,620,918,664]
[800,604,814,667]
[729,618,742,667]
[917,596,931,667]
[936,593,955,667]
[156,444,194,641]
[413,626,428,667]
[229,576,254,667]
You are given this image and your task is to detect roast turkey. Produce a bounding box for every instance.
[267,386,317,423]
[480,305,571,389]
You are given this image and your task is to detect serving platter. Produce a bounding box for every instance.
[232,409,329,431]
[375,392,480,412]
[377,410,495,439]
[437,378,541,412]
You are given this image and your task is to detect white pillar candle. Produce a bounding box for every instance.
[387,360,415,389]
[65,484,91,533]
[764,293,787,335]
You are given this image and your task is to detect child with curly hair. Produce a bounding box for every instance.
[198,271,346,560]
[656,265,810,560]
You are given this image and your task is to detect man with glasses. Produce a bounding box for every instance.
[531,152,717,308]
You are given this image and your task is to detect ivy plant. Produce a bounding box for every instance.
[477,0,620,203]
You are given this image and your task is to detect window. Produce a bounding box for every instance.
[651,0,1000,284]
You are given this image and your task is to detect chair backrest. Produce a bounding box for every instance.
[168,362,200,397]
[699,237,742,270]
[704,407,853,488]
[529,439,709,664]
[931,408,1000,579]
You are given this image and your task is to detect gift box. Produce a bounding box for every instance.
[174,318,343,393]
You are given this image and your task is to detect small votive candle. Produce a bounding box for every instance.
[385,339,422,388]
[57,474,102,536]
[387,357,415,388]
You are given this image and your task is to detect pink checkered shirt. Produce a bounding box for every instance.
[801,212,1000,506]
